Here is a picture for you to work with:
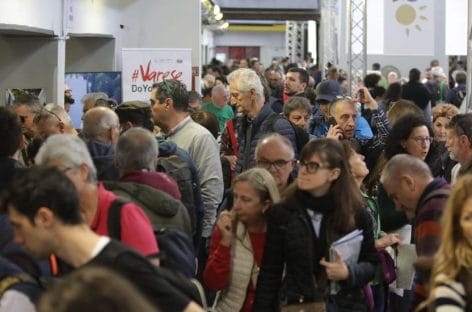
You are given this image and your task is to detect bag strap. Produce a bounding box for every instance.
[226,118,238,156]
[0,273,39,296]
[107,199,127,241]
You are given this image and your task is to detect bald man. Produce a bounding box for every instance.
[82,107,120,180]
[381,154,449,309]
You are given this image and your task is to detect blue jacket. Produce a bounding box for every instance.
[86,139,119,181]
[235,104,297,173]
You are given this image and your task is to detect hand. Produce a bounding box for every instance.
[216,210,234,246]
[225,155,237,171]
[320,249,350,281]
[354,86,378,110]
[326,124,343,140]
[375,233,400,249]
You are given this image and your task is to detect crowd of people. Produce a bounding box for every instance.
[0,55,471,312]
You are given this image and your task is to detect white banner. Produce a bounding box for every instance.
[121,48,192,102]
[384,0,435,56]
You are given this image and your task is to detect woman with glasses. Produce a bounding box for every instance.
[204,168,280,312]
[373,115,435,232]
[253,139,377,311]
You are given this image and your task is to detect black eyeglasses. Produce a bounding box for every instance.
[409,136,433,144]
[297,160,328,174]
[256,159,294,170]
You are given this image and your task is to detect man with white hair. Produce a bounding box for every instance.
[35,134,158,259]
[33,103,78,137]
[82,106,120,180]
[81,92,114,115]
[227,68,297,173]
[201,84,234,134]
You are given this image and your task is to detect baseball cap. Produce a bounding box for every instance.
[316,80,343,102]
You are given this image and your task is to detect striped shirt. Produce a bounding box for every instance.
[433,273,466,311]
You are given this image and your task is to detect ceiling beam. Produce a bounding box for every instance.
[222,8,320,21]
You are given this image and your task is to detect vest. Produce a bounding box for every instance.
[215,222,258,312]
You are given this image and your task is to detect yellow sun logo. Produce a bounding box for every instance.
[395,3,428,37]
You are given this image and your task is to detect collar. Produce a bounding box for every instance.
[166,115,191,138]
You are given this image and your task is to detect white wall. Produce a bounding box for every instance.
[0,0,202,104]
[364,0,448,78]
[120,0,201,69]
[213,31,285,67]
[0,0,62,33]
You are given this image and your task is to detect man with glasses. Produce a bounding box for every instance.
[255,133,295,193]
[445,113,472,183]
[327,86,391,170]
[309,80,373,140]
[12,93,42,166]
[33,103,78,137]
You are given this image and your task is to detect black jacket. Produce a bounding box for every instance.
[253,190,377,310]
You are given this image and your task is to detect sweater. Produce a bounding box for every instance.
[166,116,224,238]
[412,178,450,309]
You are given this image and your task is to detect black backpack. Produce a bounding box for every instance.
[263,114,310,153]
[107,199,196,278]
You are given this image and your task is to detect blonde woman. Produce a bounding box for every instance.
[428,175,472,310]
[204,168,280,312]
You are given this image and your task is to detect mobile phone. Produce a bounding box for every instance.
[328,116,337,126]
[357,90,364,102]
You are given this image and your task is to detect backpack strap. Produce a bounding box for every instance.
[0,273,39,296]
[417,188,450,210]
[107,199,127,241]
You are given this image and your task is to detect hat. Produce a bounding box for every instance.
[115,101,152,125]
[316,80,343,102]
[116,100,151,111]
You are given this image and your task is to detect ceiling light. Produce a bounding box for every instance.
[215,12,223,21]
[213,5,220,15]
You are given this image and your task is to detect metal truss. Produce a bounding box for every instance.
[347,0,366,95]
[286,21,307,63]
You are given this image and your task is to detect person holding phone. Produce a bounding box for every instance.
[327,86,391,171]
[204,168,280,312]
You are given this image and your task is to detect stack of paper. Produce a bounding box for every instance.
[330,229,364,266]
[329,229,364,294]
